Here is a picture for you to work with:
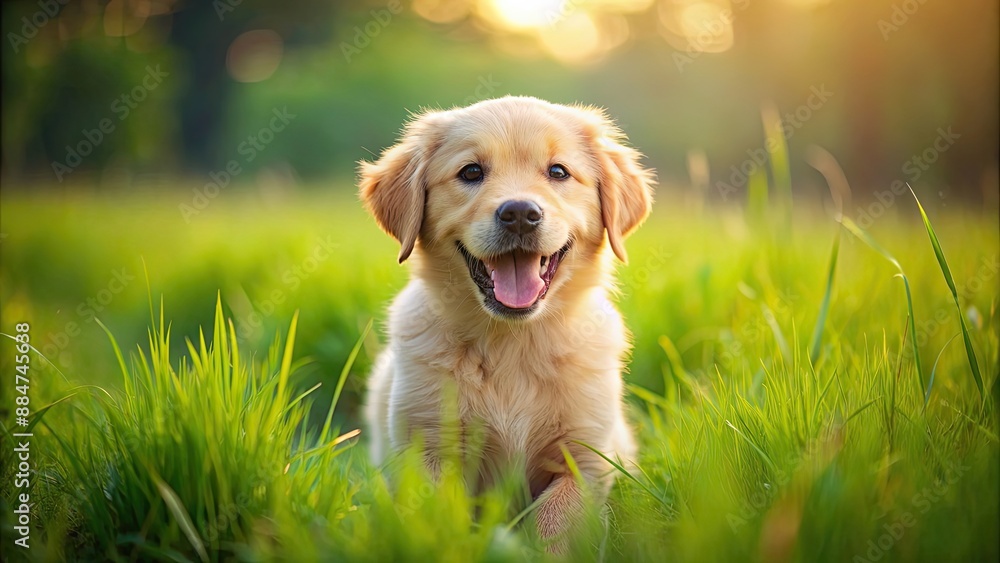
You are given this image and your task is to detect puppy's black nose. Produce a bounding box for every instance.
[496,200,543,235]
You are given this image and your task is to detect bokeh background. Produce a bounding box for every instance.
[3,0,998,195]
[1,0,998,424]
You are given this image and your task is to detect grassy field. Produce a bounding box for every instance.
[0,182,997,562]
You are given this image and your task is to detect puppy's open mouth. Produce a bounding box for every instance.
[458,241,571,316]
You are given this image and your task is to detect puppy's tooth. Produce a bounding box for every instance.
[490,269,495,281]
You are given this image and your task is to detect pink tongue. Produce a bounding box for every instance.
[487,250,544,309]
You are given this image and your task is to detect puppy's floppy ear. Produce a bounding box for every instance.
[359,111,443,263]
[581,108,655,263]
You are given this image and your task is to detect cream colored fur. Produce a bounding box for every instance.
[359,96,654,547]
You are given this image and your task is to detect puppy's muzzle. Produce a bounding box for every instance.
[496,200,543,236]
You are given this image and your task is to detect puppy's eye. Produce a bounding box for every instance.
[548,164,569,180]
[458,163,484,183]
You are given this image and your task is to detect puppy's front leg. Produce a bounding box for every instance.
[535,474,585,552]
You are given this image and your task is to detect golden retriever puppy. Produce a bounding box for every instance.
[360,96,653,547]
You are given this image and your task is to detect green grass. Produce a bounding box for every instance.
[0,180,997,562]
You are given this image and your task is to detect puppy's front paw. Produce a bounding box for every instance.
[535,475,584,555]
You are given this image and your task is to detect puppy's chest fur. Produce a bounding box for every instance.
[398,313,624,489]
[448,338,572,450]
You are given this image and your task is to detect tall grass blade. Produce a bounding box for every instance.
[811,371,837,429]
[845,397,879,423]
[627,383,670,409]
[146,465,209,563]
[24,393,78,433]
[761,304,790,363]
[809,234,840,365]
[572,440,671,510]
[284,382,323,414]
[725,419,778,473]
[278,310,300,398]
[658,335,695,399]
[805,144,852,220]
[506,495,547,530]
[320,318,374,444]
[142,257,155,328]
[747,167,769,231]
[762,101,792,232]
[291,428,361,463]
[839,217,924,396]
[907,184,984,397]
[926,333,962,408]
[560,445,584,485]
[94,318,132,380]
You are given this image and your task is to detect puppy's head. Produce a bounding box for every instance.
[360,96,654,321]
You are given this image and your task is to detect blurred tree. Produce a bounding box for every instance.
[168,0,342,169]
[1,2,178,181]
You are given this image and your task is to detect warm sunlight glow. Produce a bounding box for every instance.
[781,0,834,8]
[599,13,631,51]
[593,0,656,12]
[413,0,471,24]
[679,2,733,52]
[538,12,602,65]
[659,0,734,54]
[489,0,567,30]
